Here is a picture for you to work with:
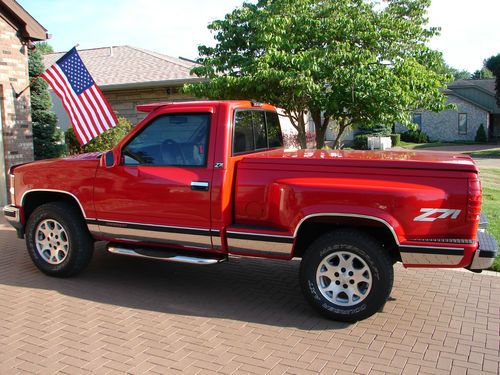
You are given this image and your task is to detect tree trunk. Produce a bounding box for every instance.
[310,109,329,149]
[332,118,351,149]
[284,110,307,149]
[296,115,307,149]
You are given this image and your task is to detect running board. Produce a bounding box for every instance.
[107,245,226,265]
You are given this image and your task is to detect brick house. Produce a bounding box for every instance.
[0,0,47,205]
[396,79,500,142]
[43,45,205,130]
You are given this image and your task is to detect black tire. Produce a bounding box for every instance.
[300,229,393,322]
[25,202,94,277]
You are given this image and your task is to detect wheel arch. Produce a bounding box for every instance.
[21,190,87,226]
[292,213,401,261]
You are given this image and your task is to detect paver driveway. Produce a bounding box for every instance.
[0,219,499,374]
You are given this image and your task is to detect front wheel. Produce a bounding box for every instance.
[300,229,393,322]
[25,202,94,277]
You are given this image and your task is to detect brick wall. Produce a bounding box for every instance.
[0,16,34,205]
[395,95,490,142]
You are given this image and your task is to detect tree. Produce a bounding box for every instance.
[65,117,133,154]
[35,42,54,55]
[485,54,500,105]
[28,45,65,159]
[440,64,470,80]
[186,0,451,149]
[472,67,493,79]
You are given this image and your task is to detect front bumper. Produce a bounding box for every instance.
[3,205,24,238]
[469,231,498,271]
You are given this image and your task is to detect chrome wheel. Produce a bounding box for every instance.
[316,251,372,306]
[35,219,69,265]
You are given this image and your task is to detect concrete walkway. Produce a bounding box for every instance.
[0,221,499,374]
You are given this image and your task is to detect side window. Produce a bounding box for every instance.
[122,113,210,167]
[233,110,283,155]
[266,112,283,148]
[233,111,254,154]
[253,111,267,150]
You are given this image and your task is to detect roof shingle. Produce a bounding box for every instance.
[448,79,495,95]
[43,45,200,88]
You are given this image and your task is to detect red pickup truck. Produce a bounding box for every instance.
[3,100,498,321]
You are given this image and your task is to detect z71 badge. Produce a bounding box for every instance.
[414,208,461,222]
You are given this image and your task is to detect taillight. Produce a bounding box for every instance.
[467,177,482,223]
[9,174,15,205]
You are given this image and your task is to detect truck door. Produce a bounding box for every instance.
[93,112,214,250]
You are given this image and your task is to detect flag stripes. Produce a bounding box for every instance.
[41,47,117,145]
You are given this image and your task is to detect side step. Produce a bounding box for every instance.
[107,244,226,265]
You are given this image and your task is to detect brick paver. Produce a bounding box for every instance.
[0,220,499,374]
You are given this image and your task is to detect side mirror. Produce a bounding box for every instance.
[104,151,115,168]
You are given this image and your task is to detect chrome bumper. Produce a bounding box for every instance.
[3,205,24,238]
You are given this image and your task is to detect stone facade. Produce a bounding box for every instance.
[396,95,490,142]
[0,17,34,205]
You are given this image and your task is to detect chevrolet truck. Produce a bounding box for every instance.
[3,100,498,321]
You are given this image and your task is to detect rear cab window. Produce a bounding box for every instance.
[233,110,283,155]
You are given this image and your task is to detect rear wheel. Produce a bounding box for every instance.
[300,229,393,322]
[25,202,94,277]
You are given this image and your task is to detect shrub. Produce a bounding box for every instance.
[353,134,369,150]
[390,133,401,146]
[65,117,134,155]
[400,129,429,143]
[475,123,487,143]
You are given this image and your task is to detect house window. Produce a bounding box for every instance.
[411,113,422,129]
[458,113,467,135]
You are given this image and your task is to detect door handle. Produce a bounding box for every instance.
[191,181,209,191]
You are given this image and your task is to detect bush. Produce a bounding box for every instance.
[65,117,134,155]
[353,134,369,150]
[475,123,487,143]
[390,134,401,147]
[400,129,429,143]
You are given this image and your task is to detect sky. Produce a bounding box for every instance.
[18,0,500,73]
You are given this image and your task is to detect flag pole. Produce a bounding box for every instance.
[15,44,80,99]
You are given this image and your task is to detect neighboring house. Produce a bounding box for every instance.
[0,0,48,205]
[396,79,500,142]
[43,45,205,130]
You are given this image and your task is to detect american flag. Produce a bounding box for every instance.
[41,48,117,145]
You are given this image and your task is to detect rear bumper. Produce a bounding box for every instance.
[3,205,24,238]
[469,231,498,271]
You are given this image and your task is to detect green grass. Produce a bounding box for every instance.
[399,141,477,149]
[479,168,500,271]
[466,148,500,158]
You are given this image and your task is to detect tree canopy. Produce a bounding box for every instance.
[471,67,493,80]
[28,46,65,159]
[485,54,500,105]
[186,0,451,148]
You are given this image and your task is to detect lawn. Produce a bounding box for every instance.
[398,141,477,149]
[480,168,500,271]
[467,148,500,158]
